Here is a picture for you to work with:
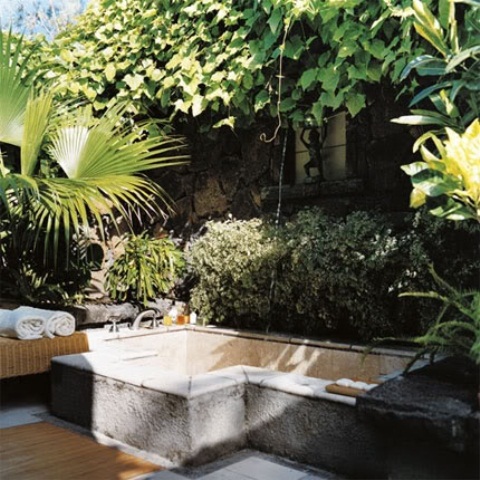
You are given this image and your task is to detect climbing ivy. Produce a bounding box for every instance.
[31,0,430,129]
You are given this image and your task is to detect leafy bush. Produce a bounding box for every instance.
[393,0,480,221]
[188,208,479,341]
[393,0,479,136]
[402,119,480,221]
[188,219,286,325]
[277,210,411,339]
[392,0,480,364]
[105,232,185,306]
[0,215,103,305]
[400,268,480,365]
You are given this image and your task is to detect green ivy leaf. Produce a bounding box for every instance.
[283,34,305,60]
[366,39,386,60]
[191,95,205,117]
[311,101,324,125]
[299,69,318,90]
[338,42,357,58]
[124,73,144,91]
[279,97,296,112]
[243,72,254,90]
[318,66,339,92]
[320,90,343,110]
[347,65,368,81]
[105,64,116,82]
[367,62,382,82]
[254,90,270,112]
[345,93,366,116]
[268,8,283,33]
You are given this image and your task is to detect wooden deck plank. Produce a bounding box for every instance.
[0,422,163,480]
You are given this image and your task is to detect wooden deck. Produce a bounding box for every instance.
[0,422,163,479]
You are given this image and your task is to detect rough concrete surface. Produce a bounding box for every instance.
[357,356,479,479]
[51,332,478,479]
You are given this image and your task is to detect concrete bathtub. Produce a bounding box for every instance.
[51,326,414,476]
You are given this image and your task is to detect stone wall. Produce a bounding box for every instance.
[152,123,279,235]
[152,84,416,234]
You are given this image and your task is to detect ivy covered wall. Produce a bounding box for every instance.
[34,0,424,127]
[26,0,437,231]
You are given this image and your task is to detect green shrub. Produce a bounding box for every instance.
[188,219,286,326]
[0,214,103,305]
[277,210,406,338]
[188,208,479,341]
[400,268,480,365]
[105,232,185,306]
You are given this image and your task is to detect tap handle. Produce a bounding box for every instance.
[109,315,121,333]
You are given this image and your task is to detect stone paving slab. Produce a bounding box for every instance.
[144,450,342,480]
[0,402,47,428]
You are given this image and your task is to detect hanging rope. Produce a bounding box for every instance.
[266,129,288,333]
[259,16,292,332]
[260,19,291,144]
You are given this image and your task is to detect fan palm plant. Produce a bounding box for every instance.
[0,29,187,262]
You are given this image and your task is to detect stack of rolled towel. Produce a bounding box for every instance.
[0,306,76,340]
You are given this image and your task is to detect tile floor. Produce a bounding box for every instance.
[143,450,340,480]
[0,374,50,429]
[0,374,342,480]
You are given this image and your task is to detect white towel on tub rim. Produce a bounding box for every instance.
[12,306,76,338]
[0,308,46,340]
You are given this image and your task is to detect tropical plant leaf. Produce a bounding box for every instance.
[0,30,31,146]
[391,115,448,126]
[412,0,448,56]
[409,82,451,107]
[446,46,480,72]
[20,91,53,175]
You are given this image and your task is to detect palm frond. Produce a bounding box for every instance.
[27,174,173,255]
[21,91,53,175]
[0,30,31,146]
[0,173,39,213]
[48,103,187,180]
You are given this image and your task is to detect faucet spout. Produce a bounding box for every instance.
[130,309,159,330]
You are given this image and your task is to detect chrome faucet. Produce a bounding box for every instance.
[130,308,161,330]
[108,315,121,333]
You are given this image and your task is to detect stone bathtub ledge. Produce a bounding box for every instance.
[51,329,418,477]
[52,352,356,405]
[52,330,477,479]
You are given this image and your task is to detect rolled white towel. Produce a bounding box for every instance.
[336,378,354,387]
[349,381,367,390]
[47,311,76,337]
[14,306,76,338]
[0,308,46,340]
[0,309,11,323]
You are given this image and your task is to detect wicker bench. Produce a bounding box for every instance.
[0,333,89,379]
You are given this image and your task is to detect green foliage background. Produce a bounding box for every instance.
[188,208,480,341]
[105,232,185,306]
[29,0,430,129]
